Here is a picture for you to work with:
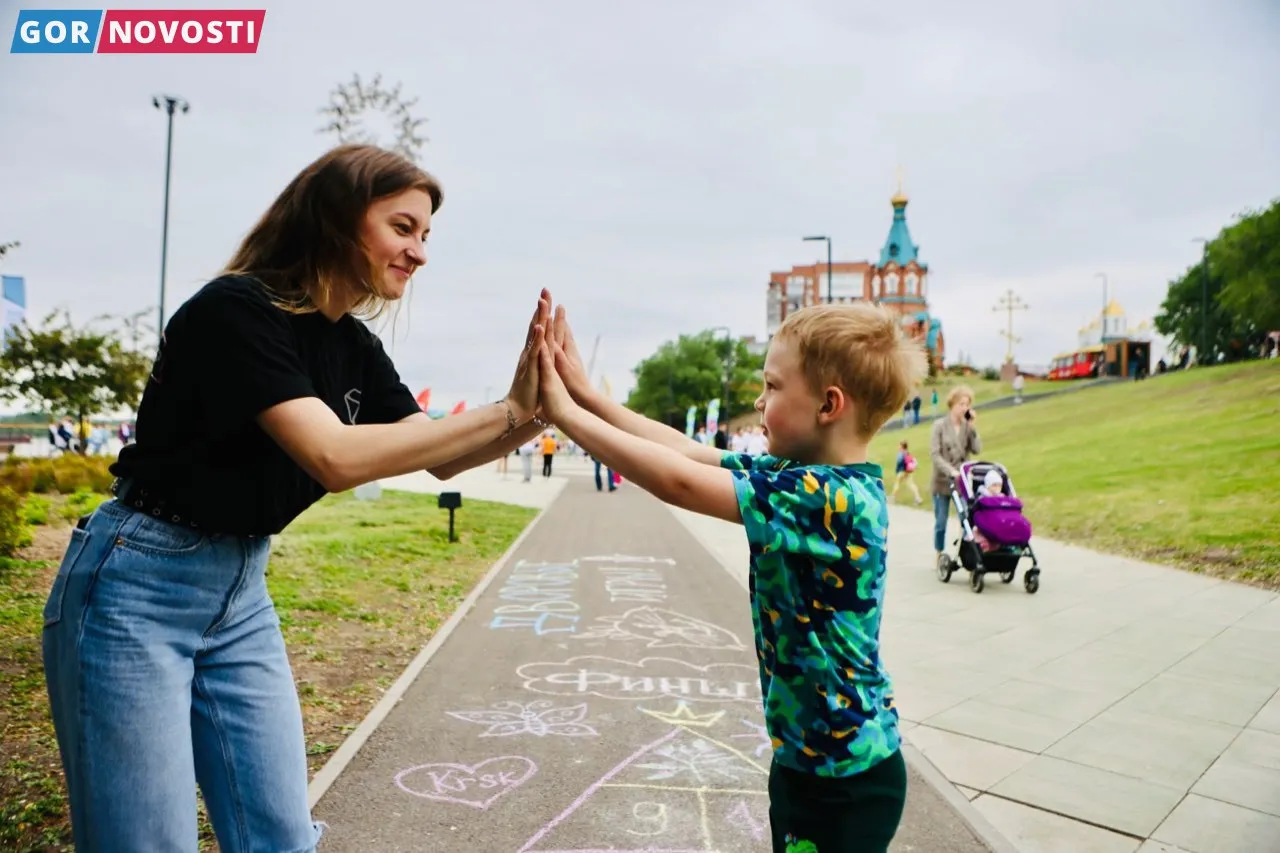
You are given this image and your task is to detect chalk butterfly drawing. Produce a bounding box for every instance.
[574,606,746,651]
[446,700,598,738]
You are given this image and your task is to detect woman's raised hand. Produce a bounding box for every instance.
[505,289,551,423]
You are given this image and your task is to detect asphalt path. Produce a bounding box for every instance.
[312,478,997,853]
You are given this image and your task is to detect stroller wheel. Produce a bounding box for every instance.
[1001,570,1015,584]
[971,571,984,594]
[1024,571,1040,594]
[936,554,953,583]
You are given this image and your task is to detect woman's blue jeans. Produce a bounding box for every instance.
[933,493,951,553]
[42,498,322,852]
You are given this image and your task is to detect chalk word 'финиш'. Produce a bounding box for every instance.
[516,656,761,703]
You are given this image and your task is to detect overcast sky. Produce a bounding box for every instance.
[2,0,1277,409]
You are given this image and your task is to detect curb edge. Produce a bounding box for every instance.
[306,495,555,809]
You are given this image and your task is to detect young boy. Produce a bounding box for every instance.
[536,302,928,853]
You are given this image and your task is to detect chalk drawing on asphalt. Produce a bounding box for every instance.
[445,700,599,738]
[394,755,536,810]
[596,566,669,604]
[577,554,677,565]
[514,721,771,852]
[516,656,761,703]
[731,719,773,759]
[638,700,726,729]
[573,606,746,651]
[635,737,760,784]
[488,560,581,636]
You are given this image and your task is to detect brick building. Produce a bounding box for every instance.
[765,185,945,368]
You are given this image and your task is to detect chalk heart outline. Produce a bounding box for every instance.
[395,756,537,810]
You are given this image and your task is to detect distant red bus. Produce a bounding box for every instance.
[1048,346,1104,380]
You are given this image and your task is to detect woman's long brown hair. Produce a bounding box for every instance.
[221,144,443,320]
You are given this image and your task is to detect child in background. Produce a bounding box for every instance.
[537,301,927,853]
[890,440,923,505]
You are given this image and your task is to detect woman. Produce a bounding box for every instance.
[929,385,982,566]
[41,144,551,852]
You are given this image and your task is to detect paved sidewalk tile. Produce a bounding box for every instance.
[313,481,997,852]
[668,498,1280,852]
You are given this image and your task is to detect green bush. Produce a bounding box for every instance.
[22,494,51,525]
[57,488,107,523]
[0,454,114,495]
[0,486,33,557]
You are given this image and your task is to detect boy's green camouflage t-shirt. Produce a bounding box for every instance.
[721,452,900,777]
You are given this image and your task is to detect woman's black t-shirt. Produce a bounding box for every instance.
[111,276,422,535]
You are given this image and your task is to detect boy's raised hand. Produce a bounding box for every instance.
[537,338,576,424]
[551,306,594,402]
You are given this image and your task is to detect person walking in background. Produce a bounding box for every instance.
[910,393,922,425]
[519,437,536,482]
[890,440,923,505]
[540,429,558,476]
[929,385,982,568]
[592,453,616,492]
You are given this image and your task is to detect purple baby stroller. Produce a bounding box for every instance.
[937,461,1042,594]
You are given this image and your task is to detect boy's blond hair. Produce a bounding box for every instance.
[773,302,929,439]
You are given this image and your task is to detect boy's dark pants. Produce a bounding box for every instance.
[768,749,907,853]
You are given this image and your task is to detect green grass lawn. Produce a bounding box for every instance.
[873,361,1280,586]
[0,488,535,853]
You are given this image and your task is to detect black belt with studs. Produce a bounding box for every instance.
[111,477,204,530]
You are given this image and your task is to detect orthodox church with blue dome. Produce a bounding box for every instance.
[766,179,946,370]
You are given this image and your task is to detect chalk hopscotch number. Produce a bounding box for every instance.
[625,802,669,837]
[575,606,746,651]
[446,701,598,738]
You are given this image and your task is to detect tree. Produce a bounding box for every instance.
[1155,199,1279,363]
[626,331,765,427]
[1213,199,1280,334]
[1154,261,1259,364]
[0,310,151,451]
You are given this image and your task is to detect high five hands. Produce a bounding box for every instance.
[503,290,591,429]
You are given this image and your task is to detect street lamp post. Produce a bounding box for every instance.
[1192,238,1209,364]
[803,235,833,304]
[709,325,734,425]
[153,94,190,338]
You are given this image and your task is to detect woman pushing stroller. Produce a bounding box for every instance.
[929,385,981,568]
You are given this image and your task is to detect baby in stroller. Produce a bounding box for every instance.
[938,461,1042,593]
[970,466,1032,551]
